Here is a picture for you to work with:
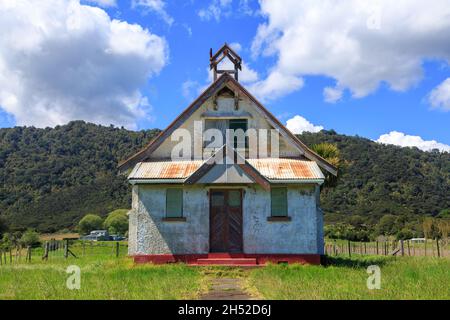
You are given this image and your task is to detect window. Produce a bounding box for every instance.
[229,119,248,149]
[166,188,183,218]
[271,187,287,217]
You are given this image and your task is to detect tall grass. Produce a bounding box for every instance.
[0,248,202,300]
[248,256,450,300]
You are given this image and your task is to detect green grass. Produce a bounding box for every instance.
[0,244,202,300]
[1,243,449,300]
[248,255,450,300]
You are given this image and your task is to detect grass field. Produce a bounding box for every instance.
[0,243,449,300]
[0,243,203,300]
[248,256,450,300]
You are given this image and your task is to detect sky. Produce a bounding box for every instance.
[0,0,449,152]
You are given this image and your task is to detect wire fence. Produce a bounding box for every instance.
[0,240,129,265]
[324,238,449,257]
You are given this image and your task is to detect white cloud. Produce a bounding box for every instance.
[251,0,450,102]
[84,0,116,7]
[132,0,174,26]
[428,78,450,111]
[286,115,324,134]
[198,0,232,22]
[229,42,242,53]
[248,71,303,101]
[0,0,168,129]
[376,131,450,152]
[323,86,344,103]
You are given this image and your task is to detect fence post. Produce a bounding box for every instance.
[26,246,31,262]
[42,242,49,261]
[347,240,351,257]
[436,239,440,258]
[333,240,337,255]
[424,239,427,256]
[64,239,69,259]
[407,240,411,256]
[116,242,120,258]
[400,240,404,256]
[0,250,2,265]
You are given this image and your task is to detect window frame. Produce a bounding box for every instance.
[165,188,184,219]
[228,119,249,149]
[270,187,288,218]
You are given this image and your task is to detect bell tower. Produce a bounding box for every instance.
[210,43,242,82]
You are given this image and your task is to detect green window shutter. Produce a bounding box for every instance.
[166,189,183,218]
[271,187,287,217]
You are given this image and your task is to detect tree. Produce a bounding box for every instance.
[376,214,398,236]
[437,209,450,219]
[20,229,40,247]
[78,214,103,235]
[103,209,129,235]
[422,217,434,239]
[310,142,341,187]
[0,216,8,238]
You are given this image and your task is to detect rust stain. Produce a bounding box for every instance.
[247,158,324,180]
[129,158,324,181]
[130,160,203,179]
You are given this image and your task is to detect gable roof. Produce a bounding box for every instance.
[185,144,271,191]
[118,73,337,176]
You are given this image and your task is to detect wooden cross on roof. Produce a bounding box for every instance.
[210,43,242,82]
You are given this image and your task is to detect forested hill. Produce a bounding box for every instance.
[0,121,160,232]
[0,121,449,232]
[299,131,449,225]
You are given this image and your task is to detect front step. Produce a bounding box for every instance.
[196,258,257,266]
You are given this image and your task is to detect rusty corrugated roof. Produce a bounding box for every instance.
[129,158,324,182]
[246,158,325,180]
[128,160,204,180]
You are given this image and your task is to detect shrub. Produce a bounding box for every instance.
[20,229,40,247]
[103,209,129,235]
[78,214,103,235]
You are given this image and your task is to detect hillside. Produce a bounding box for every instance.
[0,121,448,233]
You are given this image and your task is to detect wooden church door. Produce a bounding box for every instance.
[209,189,243,253]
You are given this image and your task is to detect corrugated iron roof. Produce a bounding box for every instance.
[247,158,325,180]
[129,158,324,182]
[128,160,204,180]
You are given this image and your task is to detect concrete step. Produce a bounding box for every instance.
[207,253,246,259]
[196,258,257,265]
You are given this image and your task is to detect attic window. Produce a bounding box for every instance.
[229,119,248,149]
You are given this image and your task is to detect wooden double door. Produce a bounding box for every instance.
[209,189,243,253]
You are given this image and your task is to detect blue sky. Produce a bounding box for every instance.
[0,0,449,151]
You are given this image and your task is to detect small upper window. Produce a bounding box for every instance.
[229,119,248,149]
[271,187,287,217]
[166,188,183,218]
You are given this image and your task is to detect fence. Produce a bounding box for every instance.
[0,240,128,265]
[324,239,449,257]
